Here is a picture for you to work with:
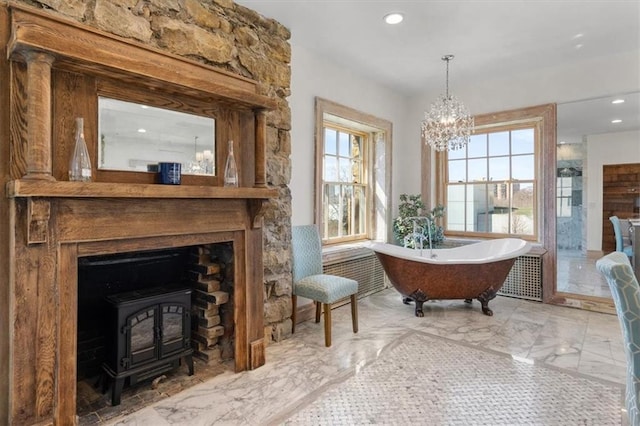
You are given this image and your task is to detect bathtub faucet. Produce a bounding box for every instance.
[404,217,436,258]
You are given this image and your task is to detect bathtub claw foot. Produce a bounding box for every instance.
[480,303,494,316]
[408,289,428,317]
[464,299,473,304]
[478,288,498,316]
[402,297,413,305]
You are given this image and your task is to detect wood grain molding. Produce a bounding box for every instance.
[248,199,267,229]
[254,109,267,188]
[23,50,55,181]
[27,198,50,244]
[7,4,277,110]
[249,339,265,370]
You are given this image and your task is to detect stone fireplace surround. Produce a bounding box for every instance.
[0,4,284,425]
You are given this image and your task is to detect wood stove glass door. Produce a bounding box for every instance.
[128,307,158,367]
[160,304,188,357]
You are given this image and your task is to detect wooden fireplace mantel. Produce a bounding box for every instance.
[1,4,279,425]
[7,179,278,200]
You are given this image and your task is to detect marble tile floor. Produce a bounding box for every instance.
[102,288,627,425]
[557,249,612,298]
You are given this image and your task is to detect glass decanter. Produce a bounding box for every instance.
[68,117,92,182]
[224,139,238,187]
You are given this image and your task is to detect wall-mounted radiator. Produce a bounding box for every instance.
[498,254,543,301]
[323,251,386,299]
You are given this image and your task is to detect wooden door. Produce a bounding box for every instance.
[602,163,640,252]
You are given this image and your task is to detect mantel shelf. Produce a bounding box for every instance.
[6,180,279,200]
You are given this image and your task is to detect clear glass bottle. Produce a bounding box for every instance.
[224,139,238,187]
[68,117,92,182]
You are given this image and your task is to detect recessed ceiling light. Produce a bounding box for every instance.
[137,128,147,133]
[611,119,622,124]
[612,99,625,104]
[384,13,403,25]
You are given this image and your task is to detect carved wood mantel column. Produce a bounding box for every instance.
[23,50,55,181]
[254,109,267,188]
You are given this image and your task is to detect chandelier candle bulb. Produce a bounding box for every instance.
[422,55,474,151]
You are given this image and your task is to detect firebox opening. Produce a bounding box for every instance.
[76,243,235,419]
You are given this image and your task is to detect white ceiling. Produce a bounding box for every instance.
[235,0,640,95]
[235,0,640,140]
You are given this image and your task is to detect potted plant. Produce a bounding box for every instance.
[393,194,445,248]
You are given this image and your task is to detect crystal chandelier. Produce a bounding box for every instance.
[421,55,474,151]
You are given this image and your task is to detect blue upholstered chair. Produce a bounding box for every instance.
[610,216,634,258]
[291,225,358,347]
[596,252,640,426]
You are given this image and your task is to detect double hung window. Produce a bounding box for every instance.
[443,123,539,239]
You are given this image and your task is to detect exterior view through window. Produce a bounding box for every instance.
[322,126,367,242]
[445,125,537,238]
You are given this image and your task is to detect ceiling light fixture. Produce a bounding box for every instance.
[612,99,625,104]
[383,13,403,25]
[137,128,147,133]
[611,119,622,124]
[421,55,474,151]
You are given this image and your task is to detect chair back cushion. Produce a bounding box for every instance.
[596,251,640,425]
[610,216,624,252]
[291,225,323,282]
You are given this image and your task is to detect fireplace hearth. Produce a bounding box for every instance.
[77,248,192,381]
[76,243,236,415]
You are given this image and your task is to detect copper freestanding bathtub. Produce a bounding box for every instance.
[371,239,531,317]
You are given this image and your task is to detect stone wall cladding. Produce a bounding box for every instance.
[16,0,293,343]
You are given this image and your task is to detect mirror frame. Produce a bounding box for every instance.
[94,79,225,185]
[97,97,216,176]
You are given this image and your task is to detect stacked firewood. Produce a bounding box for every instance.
[189,246,229,364]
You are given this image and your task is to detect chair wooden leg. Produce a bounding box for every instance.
[315,301,322,323]
[323,303,331,347]
[350,294,358,334]
[291,294,297,334]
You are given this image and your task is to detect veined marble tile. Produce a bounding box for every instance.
[578,349,626,384]
[100,288,627,426]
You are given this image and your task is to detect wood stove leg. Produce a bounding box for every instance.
[100,373,109,394]
[111,377,125,406]
[186,355,194,376]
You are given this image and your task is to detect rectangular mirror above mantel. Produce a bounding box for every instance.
[0,4,280,425]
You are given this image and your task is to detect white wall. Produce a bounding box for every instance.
[289,43,640,234]
[402,50,640,199]
[289,42,409,226]
[586,129,640,250]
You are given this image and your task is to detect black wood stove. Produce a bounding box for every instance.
[102,285,194,406]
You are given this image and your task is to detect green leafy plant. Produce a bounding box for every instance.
[392,194,445,248]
